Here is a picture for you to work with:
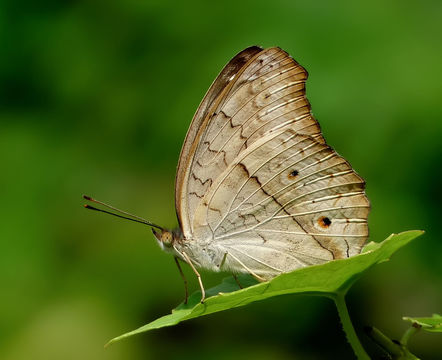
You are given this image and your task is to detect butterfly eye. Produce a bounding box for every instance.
[161,231,173,247]
[318,216,332,228]
[288,170,299,179]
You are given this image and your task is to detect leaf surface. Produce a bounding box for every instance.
[107,230,423,345]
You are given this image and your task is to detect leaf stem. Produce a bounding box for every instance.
[365,325,402,356]
[365,325,420,359]
[401,323,421,346]
[332,292,370,360]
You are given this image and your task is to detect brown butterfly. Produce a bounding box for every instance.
[84,46,370,303]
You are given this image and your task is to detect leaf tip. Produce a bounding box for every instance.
[105,333,129,347]
[406,229,425,236]
[104,340,114,348]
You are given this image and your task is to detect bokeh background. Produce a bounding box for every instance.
[1,0,441,359]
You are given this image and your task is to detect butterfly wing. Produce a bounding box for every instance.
[176,47,369,278]
[176,46,263,229]
[192,128,369,278]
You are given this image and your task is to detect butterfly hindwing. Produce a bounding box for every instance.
[191,128,369,278]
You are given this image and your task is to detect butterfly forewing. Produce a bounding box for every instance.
[175,46,263,229]
[178,48,326,235]
[175,47,369,279]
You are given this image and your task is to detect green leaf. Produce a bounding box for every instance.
[403,314,442,332]
[107,230,423,346]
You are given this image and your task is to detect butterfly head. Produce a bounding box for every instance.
[152,228,175,249]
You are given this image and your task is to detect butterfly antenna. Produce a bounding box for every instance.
[83,195,164,231]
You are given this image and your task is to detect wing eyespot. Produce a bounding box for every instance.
[288,170,299,179]
[318,216,332,228]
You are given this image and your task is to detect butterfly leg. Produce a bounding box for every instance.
[182,251,206,303]
[220,252,243,288]
[232,274,243,289]
[226,251,266,282]
[174,257,188,304]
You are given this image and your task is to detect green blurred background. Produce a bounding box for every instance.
[1,0,441,359]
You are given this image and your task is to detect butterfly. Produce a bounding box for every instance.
[84,46,370,303]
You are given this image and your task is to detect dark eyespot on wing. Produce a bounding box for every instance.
[288,170,299,179]
[318,216,332,228]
